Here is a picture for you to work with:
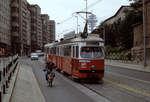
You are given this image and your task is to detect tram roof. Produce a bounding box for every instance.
[44,34,104,47]
[71,34,104,42]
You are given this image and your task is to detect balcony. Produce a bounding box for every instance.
[12,32,19,37]
[12,12,19,17]
[11,2,19,8]
[12,22,19,27]
[32,31,36,34]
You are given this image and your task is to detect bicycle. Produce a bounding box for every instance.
[47,72,54,87]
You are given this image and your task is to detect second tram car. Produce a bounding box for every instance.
[44,34,104,81]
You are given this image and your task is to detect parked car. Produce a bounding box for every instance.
[30,53,39,60]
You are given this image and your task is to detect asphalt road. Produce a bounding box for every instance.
[22,57,150,102]
[23,58,110,102]
[84,65,150,102]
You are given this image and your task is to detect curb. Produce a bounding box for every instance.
[3,62,20,102]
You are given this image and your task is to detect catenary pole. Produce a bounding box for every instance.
[85,0,88,33]
[143,0,147,67]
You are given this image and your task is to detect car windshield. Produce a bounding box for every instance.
[80,47,103,58]
[31,53,38,56]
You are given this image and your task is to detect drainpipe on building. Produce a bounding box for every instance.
[143,0,147,67]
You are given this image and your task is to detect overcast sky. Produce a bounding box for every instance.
[28,0,131,40]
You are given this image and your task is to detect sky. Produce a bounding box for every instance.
[28,0,131,40]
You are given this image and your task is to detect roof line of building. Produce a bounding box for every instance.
[103,5,131,24]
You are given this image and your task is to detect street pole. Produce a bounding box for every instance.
[143,0,147,67]
[85,0,88,34]
[75,16,79,34]
[86,0,87,20]
[103,27,105,45]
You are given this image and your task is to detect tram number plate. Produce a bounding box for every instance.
[79,60,91,63]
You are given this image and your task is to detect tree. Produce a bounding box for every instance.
[95,0,143,49]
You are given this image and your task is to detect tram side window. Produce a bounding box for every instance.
[64,46,71,57]
[47,48,49,54]
[56,47,59,56]
[49,48,51,54]
[50,48,52,54]
[60,47,63,56]
[73,46,75,58]
[48,48,50,54]
[50,47,56,55]
[44,48,47,54]
[54,47,56,55]
[76,46,79,58]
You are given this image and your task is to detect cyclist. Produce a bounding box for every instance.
[44,62,55,81]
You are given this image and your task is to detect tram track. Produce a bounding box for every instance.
[81,83,113,102]
[56,70,112,102]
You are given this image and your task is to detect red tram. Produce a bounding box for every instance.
[44,34,104,81]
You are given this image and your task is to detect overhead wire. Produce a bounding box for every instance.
[57,0,103,25]
[57,16,74,25]
[82,0,103,10]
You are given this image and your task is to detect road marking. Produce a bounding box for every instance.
[106,71,150,85]
[104,79,150,98]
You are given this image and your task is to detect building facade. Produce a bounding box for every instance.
[11,0,31,55]
[49,20,56,43]
[0,0,11,54]
[41,14,49,49]
[29,5,42,51]
[26,3,31,54]
[104,6,132,25]
[1,0,52,55]
[132,1,150,66]
[102,6,133,46]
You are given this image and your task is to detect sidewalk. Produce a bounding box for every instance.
[105,60,150,73]
[10,64,46,102]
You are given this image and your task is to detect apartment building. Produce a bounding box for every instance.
[41,14,49,49]
[0,0,11,54]
[29,5,42,51]
[49,20,56,43]
[26,4,31,54]
[11,0,31,55]
[1,0,51,55]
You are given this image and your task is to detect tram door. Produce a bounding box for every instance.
[59,46,62,70]
[72,46,79,75]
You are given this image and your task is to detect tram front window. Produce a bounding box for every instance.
[80,47,103,58]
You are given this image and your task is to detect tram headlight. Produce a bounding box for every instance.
[91,65,95,70]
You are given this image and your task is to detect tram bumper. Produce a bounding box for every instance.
[78,70,104,79]
[79,70,104,73]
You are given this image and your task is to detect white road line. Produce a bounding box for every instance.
[105,71,150,84]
